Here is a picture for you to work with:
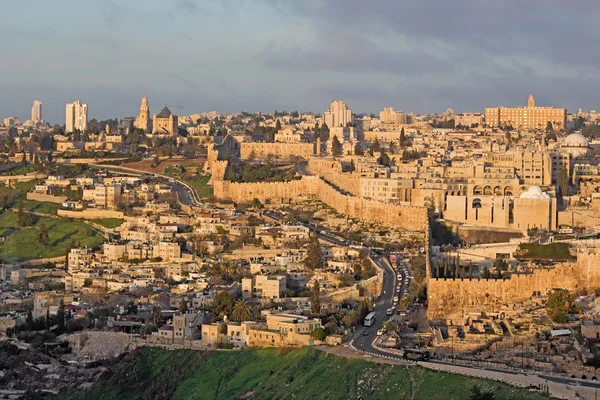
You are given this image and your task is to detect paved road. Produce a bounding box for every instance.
[263,211,350,247]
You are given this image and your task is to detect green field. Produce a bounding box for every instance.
[93,218,125,229]
[22,200,60,215]
[165,166,213,198]
[184,175,213,198]
[0,212,104,262]
[57,347,554,400]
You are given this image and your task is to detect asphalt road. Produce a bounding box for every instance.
[350,256,412,360]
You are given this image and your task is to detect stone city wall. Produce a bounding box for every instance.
[26,192,68,204]
[58,209,125,219]
[307,157,360,196]
[214,176,428,231]
[427,250,600,320]
[240,142,315,160]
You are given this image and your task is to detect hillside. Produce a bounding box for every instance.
[58,347,553,400]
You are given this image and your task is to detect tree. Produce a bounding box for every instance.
[400,127,406,148]
[310,280,321,315]
[319,123,329,142]
[211,291,233,319]
[470,385,495,400]
[378,150,390,166]
[125,300,138,315]
[558,165,569,195]
[505,131,511,143]
[38,223,49,246]
[26,309,33,331]
[232,299,253,322]
[310,327,326,341]
[56,299,65,332]
[178,298,188,314]
[45,309,50,333]
[546,121,554,133]
[547,288,574,323]
[331,136,343,157]
[383,320,398,332]
[152,305,162,325]
[275,119,282,131]
[250,198,263,209]
[354,143,363,156]
[304,235,323,270]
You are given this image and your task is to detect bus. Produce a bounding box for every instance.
[364,312,377,327]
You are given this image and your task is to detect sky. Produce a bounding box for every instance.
[2,0,600,124]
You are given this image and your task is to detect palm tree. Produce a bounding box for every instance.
[232,299,253,322]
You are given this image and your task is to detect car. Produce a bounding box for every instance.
[377,329,384,336]
[386,308,393,315]
[362,330,369,336]
[393,296,399,303]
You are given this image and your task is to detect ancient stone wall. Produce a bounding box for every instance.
[307,157,360,196]
[427,250,600,320]
[57,209,125,219]
[214,176,428,231]
[240,142,315,160]
[26,192,68,204]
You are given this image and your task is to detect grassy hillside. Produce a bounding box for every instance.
[58,347,553,400]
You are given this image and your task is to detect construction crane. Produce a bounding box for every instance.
[173,106,184,116]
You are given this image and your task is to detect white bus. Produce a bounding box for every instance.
[364,312,377,327]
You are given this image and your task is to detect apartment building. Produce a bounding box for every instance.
[65,101,88,133]
[242,275,286,299]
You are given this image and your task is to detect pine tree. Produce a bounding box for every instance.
[331,136,343,157]
[275,119,282,131]
[400,127,406,148]
[311,280,321,315]
[304,235,323,270]
[57,299,65,331]
[178,298,188,314]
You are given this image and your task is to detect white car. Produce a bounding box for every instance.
[393,296,399,302]
[377,329,384,336]
[386,308,393,315]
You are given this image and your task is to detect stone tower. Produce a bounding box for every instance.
[527,94,535,108]
[134,96,151,132]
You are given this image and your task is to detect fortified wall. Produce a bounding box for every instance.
[214,176,428,231]
[307,157,361,196]
[427,250,600,321]
[240,142,315,160]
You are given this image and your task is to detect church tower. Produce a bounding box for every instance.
[134,96,151,132]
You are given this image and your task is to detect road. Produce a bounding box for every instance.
[263,210,349,247]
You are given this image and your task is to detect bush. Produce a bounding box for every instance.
[217,343,234,349]
[310,327,326,341]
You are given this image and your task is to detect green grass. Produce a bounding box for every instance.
[184,175,213,198]
[0,163,36,176]
[57,347,554,400]
[22,200,59,216]
[93,218,125,229]
[0,212,104,263]
[517,242,574,260]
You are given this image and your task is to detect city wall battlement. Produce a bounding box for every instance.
[213,176,428,232]
[427,250,600,320]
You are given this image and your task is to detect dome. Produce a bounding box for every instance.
[563,133,588,147]
[520,186,550,199]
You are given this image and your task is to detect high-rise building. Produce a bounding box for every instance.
[379,107,407,125]
[134,96,151,132]
[65,101,88,133]
[323,100,352,128]
[31,100,42,124]
[485,94,566,130]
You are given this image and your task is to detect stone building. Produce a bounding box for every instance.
[134,96,151,132]
[485,94,566,130]
[152,106,178,136]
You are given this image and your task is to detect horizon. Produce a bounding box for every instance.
[2,0,600,123]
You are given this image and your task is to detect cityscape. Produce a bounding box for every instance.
[3,2,600,400]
